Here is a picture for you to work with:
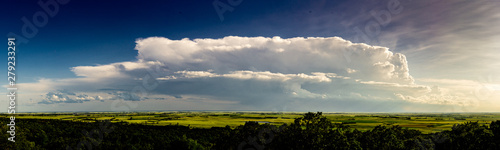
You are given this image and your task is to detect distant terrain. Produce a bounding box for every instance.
[5,112,500,134]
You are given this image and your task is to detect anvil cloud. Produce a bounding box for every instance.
[14,36,483,112]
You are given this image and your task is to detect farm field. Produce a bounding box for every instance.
[3,112,500,134]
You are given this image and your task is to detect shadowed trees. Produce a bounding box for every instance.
[434,121,496,150]
[1,112,500,150]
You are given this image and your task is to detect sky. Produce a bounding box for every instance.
[1,0,499,112]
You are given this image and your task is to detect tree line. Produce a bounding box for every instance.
[1,112,499,149]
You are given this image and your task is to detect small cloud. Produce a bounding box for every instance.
[38,90,105,104]
[346,68,357,73]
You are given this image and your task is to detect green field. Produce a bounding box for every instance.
[3,112,500,134]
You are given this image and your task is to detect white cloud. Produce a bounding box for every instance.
[136,36,414,84]
[38,90,104,104]
[71,60,163,78]
[173,70,334,83]
[14,36,487,111]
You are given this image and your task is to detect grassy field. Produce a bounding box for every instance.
[3,112,500,134]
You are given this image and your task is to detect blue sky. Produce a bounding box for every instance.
[2,0,500,112]
[2,0,351,81]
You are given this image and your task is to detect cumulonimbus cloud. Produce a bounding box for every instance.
[135,36,414,84]
[17,36,478,111]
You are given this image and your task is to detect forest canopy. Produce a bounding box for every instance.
[1,112,500,150]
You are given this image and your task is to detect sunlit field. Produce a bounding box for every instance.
[5,112,500,134]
